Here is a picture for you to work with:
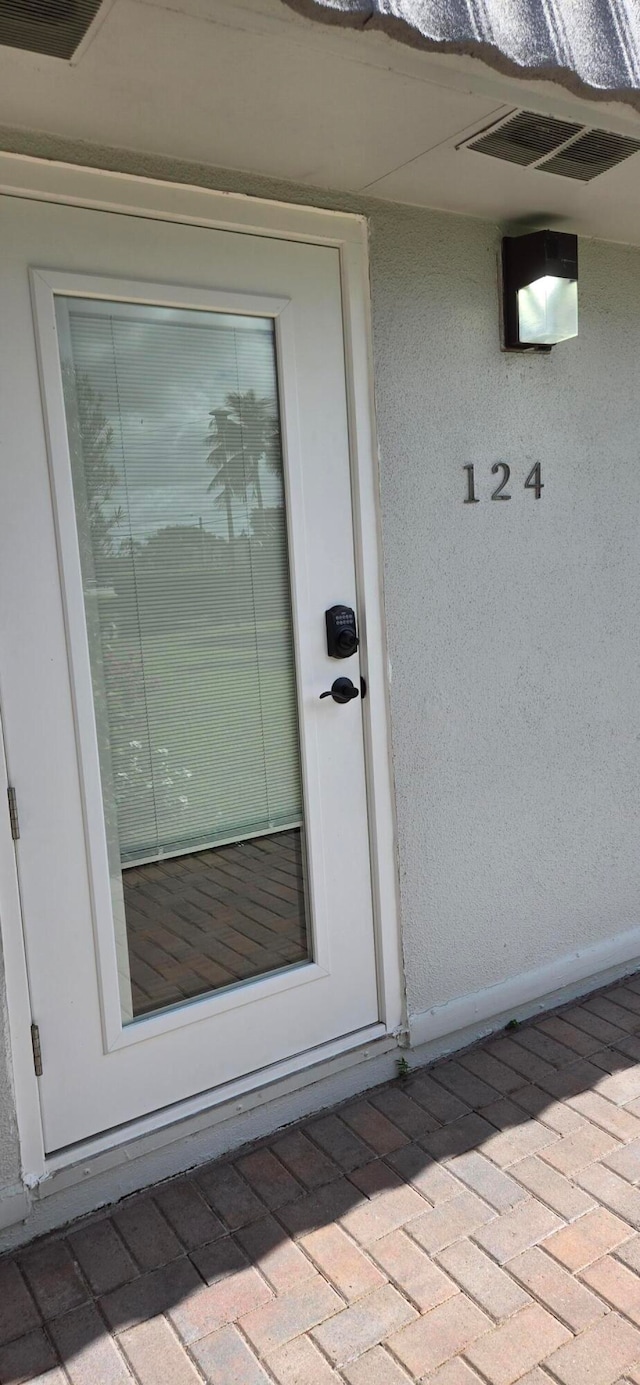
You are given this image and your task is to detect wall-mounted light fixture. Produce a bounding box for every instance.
[502,229,578,351]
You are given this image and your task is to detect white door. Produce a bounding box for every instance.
[0,194,380,1153]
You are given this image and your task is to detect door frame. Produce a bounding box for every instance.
[0,152,403,1185]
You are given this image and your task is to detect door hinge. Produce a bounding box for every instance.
[7,786,19,841]
[31,1024,43,1077]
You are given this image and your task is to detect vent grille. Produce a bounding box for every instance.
[468,111,582,167]
[465,109,640,182]
[0,0,103,59]
[541,129,640,180]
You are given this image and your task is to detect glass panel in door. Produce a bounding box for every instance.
[56,297,309,1023]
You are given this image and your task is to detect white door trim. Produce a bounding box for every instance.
[0,154,403,1186]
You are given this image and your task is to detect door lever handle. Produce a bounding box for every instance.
[320,677,360,705]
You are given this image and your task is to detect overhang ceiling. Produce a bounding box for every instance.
[2,0,640,246]
[285,0,640,109]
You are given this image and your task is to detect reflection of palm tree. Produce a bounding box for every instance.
[206,407,244,542]
[206,391,280,540]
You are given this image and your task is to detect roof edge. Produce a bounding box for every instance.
[282,0,640,113]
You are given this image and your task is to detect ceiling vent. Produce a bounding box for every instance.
[464,109,640,182]
[0,0,103,59]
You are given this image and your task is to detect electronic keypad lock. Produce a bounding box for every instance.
[325,605,359,659]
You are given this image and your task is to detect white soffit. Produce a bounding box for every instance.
[1,0,640,243]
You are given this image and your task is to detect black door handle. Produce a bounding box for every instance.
[319,677,360,705]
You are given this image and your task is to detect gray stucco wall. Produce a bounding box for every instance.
[1,128,640,1191]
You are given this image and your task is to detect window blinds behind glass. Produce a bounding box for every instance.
[57,298,303,866]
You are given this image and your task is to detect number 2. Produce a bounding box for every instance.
[491,462,511,501]
[525,462,544,499]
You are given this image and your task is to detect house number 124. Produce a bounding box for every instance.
[463,462,543,503]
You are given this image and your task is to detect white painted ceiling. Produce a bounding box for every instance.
[2,0,640,244]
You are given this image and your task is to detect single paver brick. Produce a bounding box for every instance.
[465,1302,571,1385]
[301,1223,385,1300]
[564,1005,627,1045]
[567,1091,640,1142]
[120,1316,202,1384]
[427,1364,486,1385]
[0,1328,58,1384]
[342,1344,414,1383]
[459,1050,524,1095]
[430,1061,501,1110]
[485,1040,556,1087]
[268,1333,341,1383]
[341,1182,427,1246]
[340,1101,408,1155]
[388,1145,463,1204]
[68,1221,138,1297]
[406,1074,469,1124]
[512,1086,587,1136]
[176,1240,272,1339]
[581,1255,640,1324]
[312,1283,417,1366]
[436,1239,531,1321]
[236,1149,302,1209]
[306,1115,375,1170]
[422,1114,498,1163]
[509,1154,595,1221]
[240,1277,342,1355]
[19,1241,89,1320]
[471,1198,562,1264]
[277,1177,360,1239]
[596,1067,640,1106]
[272,1131,340,1189]
[407,1191,496,1255]
[190,1323,271,1383]
[387,1294,491,1377]
[511,1026,577,1070]
[447,1153,528,1212]
[235,1215,316,1292]
[539,1123,620,1175]
[100,1257,202,1333]
[196,1162,265,1229]
[349,1162,404,1199]
[602,1139,640,1183]
[616,1235,640,1273]
[372,1229,459,1311]
[153,1179,225,1250]
[112,1197,182,1271]
[576,1162,640,1229]
[542,1207,634,1271]
[537,1014,604,1056]
[544,1313,640,1385]
[369,1086,441,1139]
[48,1304,132,1385]
[508,1246,607,1332]
[480,1102,559,1167]
[0,1260,40,1345]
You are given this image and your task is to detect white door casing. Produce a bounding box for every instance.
[0,173,401,1160]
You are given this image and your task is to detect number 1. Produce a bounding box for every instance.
[463,464,479,504]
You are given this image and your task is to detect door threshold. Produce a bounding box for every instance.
[43,1022,392,1175]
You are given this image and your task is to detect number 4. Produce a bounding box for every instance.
[525,462,543,499]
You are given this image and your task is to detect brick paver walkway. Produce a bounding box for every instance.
[5,978,640,1382]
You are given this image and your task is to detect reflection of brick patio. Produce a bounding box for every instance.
[6,978,640,1380]
[124,829,308,1016]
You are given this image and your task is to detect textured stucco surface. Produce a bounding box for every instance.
[2,130,640,1193]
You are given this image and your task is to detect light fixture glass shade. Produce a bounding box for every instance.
[517,275,578,345]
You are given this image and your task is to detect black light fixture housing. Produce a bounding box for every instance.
[502,229,579,352]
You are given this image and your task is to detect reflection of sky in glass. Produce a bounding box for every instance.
[64,300,282,542]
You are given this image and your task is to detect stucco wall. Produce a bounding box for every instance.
[1,129,640,1192]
